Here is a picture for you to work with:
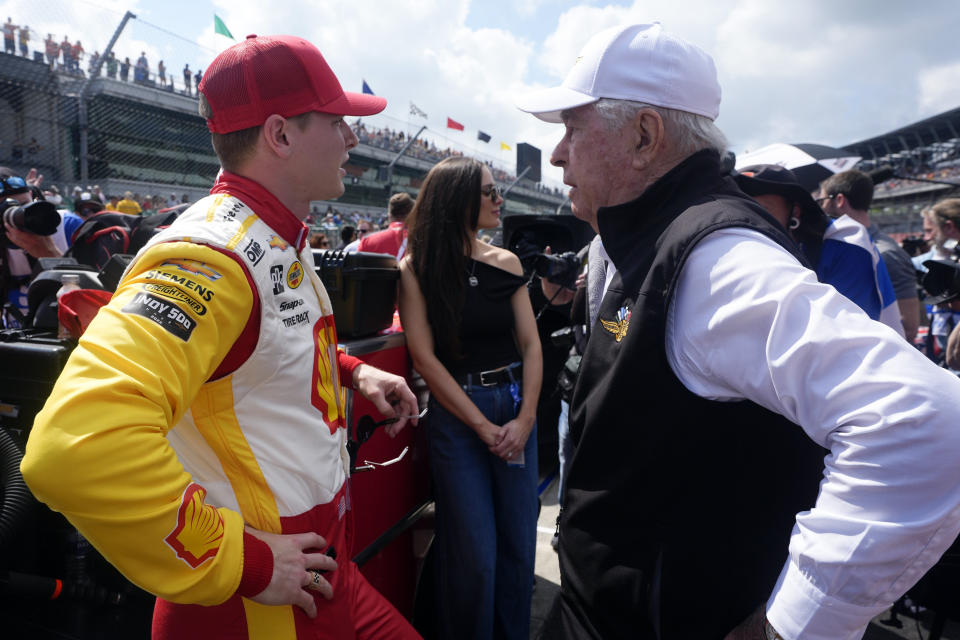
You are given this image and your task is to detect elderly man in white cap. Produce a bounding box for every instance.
[517,22,960,640]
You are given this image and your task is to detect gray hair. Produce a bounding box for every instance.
[593,98,728,157]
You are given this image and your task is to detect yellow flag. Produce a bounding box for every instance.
[500,142,511,151]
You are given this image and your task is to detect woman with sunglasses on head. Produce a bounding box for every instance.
[399,156,542,640]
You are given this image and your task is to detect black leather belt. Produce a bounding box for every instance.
[454,365,521,388]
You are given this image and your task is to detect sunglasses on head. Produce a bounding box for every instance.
[0,175,28,196]
[480,184,502,202]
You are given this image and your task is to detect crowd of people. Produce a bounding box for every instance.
[2,16,203,96]
[6,23,960,640]
[351,121,565,196]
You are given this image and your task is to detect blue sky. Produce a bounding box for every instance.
[12,0,960,187]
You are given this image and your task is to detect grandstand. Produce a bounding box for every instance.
[842,107,960,235]
[0,36,564,228]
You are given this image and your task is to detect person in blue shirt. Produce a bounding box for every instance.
[736,164,904,336]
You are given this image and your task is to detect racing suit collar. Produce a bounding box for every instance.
[211,171,310,251]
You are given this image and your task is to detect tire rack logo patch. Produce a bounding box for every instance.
[282,310,310,328]
[287,261,304,289]
[244,238,265,266]
[164,483,225,568]
[145,283,207,316]
[270,265,284,295]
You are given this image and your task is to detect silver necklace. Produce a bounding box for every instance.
[467,259,479,287]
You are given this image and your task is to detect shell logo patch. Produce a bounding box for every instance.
[269,235,289,251]
[287,261,304,289]
[600,305,631,343]
[164,483,224,567]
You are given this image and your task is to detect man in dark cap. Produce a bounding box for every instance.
[736,164,903,334]
[24,35,421,639]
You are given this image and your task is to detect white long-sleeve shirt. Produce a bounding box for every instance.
[666,228,960,640]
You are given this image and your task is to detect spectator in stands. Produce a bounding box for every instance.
[42,184,61,205]
[71,40,84,74]
[3,18,16,55]
[115,190,142,215]
[158,59,166,86]
[18,24,29,57]
[342,219,372,252]
[59,36,72,72]
[339,224,356,248]
[44,33,57,68]
[134,51,148,83]
[105,51,117,79]
[88,51,100,77]
[73,191,101,220]
[819,169,921,341]
[183,63,191,95]
[309,231,330,249]
[736,165,904,335]
[119,56,130,82]
[194,68,203,92]
[104,194,119,210]
[358,192,414,259]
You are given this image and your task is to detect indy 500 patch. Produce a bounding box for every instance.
[122,291,197,341]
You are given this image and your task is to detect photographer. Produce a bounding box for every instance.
[0,167,67,328]
[540,236,614,546]
[919,198,960,370]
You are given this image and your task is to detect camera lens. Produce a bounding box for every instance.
[1,199,60,236]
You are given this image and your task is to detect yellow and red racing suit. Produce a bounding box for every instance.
[22,173,416,639]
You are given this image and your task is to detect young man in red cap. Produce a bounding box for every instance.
[23,34,422,640]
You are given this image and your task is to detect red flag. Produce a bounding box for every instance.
[446,117,465,131]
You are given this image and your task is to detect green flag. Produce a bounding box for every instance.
[214,14,234,40]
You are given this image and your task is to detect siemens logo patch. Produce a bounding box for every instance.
[279,299,303,312]
[122,293,196,341]
[145,283,207,316]
[282,311,310,328]
[144,270,215,301]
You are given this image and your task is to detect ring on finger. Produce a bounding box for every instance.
[311,570,322,586]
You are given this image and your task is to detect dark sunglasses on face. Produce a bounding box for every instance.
[480,184,502,202]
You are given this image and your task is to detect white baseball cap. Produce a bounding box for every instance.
[515,23,721,123]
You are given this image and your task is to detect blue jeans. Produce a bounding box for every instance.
[557,399,573,504]
[428,379,538,640]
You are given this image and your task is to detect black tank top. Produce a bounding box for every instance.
[446,258,524,375]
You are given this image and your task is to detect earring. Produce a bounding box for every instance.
[788,217,800,230]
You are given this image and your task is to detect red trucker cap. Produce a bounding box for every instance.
[199,34,386,134]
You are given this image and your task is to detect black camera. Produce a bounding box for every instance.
[922,259,960,305]
[534,251,581,288]
[0,198,60,237]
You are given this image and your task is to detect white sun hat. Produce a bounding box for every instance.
[515,22,721,123]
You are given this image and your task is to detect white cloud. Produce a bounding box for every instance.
[919,62,960,116]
